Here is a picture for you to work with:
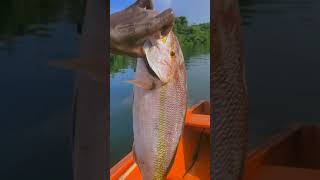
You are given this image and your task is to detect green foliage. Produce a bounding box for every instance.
[0,0,85,55]
[109,54,135,75]
[173,17,210,59]
[0,0,84,40]
[110,16,210,74]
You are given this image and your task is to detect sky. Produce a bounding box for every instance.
[110,0,210,24]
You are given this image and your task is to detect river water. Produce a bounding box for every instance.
[239,0,320,148]
[110,53,210,166]
[0,0,83,179]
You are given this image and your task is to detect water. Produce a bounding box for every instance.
[110,53,210,166]
[239,0,320,148]
[0,1,84,179]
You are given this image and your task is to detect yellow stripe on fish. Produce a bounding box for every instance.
[153,84,168,180]
[153,33,174,180]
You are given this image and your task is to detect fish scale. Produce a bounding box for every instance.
[153,85,168,179]
[213,0,248,180]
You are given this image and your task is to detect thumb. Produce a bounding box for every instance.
[135,0,154,10]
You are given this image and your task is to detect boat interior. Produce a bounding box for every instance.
[244,125,320,180]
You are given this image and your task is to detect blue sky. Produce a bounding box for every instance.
[110,0,210,24]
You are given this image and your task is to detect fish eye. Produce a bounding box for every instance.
[170,51,175,57]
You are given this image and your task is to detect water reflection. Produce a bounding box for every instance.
[0,0,84,179]
[239,0,320,148]
[0,0,85,52]
[239,0,256,26]
[239,0,315,27]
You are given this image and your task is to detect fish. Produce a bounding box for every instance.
[128,31,187,180]
[212,0,248,180]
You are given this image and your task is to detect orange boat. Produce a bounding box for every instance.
[110,101,211,180]
[243,124,320,180]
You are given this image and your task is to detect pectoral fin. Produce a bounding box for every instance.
[124,67,155,90]
[125,79,154,90]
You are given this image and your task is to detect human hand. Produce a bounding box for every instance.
[110,0,175,58]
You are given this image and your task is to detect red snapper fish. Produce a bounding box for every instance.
[128,31,187,180]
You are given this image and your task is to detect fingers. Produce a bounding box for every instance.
[140,8,174,37]
[111,8,175,57]
[114,9,174,42]
[135,0,154,10]
[159,13,174,36]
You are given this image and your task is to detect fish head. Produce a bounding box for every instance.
[143,31,184,85]
[128,31,184,90]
